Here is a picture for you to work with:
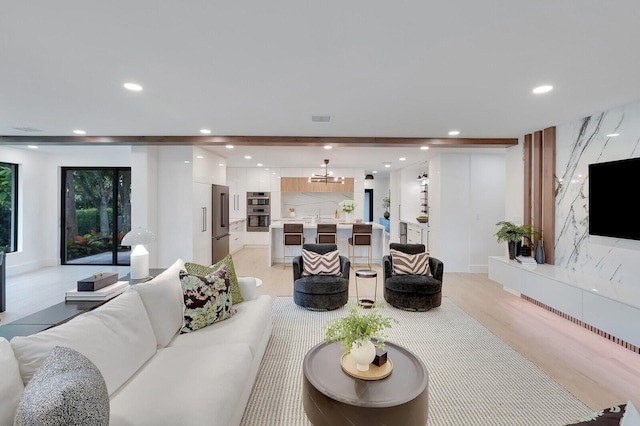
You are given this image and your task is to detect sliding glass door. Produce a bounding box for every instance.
[61,168,132,265]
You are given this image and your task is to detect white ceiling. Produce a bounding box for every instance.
[2,1,640,173]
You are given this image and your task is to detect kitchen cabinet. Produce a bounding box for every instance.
[404,222,429,250]
[229,219,245,254]
[246,168,271,192]
[227,168,246,220]
[192,182,212,265]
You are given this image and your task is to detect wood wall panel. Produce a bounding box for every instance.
[532,131,543,243]
[523,134,532,229]
[542,127,556,264]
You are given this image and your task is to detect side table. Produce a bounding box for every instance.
[355,269,377,308]
[302,341,429,426]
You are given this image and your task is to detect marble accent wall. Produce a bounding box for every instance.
[555,98,640,287]
[281,192,354,219]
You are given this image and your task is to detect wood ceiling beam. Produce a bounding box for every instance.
[0,135,518,148]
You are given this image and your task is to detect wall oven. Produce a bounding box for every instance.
[247,192,271,232]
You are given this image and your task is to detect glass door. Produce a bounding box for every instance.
[61,167,132,265]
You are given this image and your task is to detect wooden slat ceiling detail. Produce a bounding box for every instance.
[0,135,518,148]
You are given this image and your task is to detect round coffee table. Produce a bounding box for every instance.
[302,341,429,426]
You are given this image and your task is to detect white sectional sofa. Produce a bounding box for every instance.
[0,259,273,425]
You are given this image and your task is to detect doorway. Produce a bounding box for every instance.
[364,189,373,222]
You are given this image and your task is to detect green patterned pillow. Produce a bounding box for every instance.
[185,254,244,304]
[179,264,236,333]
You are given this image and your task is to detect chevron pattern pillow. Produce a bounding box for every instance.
[390,249,431,276]
[301,249,341,276]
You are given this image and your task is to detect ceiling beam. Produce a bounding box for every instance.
[0,135,518,148]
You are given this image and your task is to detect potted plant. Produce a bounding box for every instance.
[323,302,398,371]
[495,221,538,259]
[382,196,390,219]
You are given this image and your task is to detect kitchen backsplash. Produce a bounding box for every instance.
[282,192,354,218]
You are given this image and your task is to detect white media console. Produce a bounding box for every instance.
[488,256,640,351]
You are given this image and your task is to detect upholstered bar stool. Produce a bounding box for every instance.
[283,223,304,266]
[315,223,337,244]
[348,223,373,268]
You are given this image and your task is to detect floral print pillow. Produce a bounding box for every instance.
[179,264,236,333]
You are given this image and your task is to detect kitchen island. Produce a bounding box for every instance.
[269,220,387,266]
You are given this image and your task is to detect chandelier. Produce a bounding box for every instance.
[308,159,345,184]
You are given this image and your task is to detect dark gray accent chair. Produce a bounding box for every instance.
[383,243,443,311]
[293,244,350,310]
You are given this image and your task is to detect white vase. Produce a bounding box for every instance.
[350,339,376,371]
[344,211,353,223]
[290,212,295,218]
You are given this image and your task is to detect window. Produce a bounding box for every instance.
[0,162,18,253]
[61,167,132,265]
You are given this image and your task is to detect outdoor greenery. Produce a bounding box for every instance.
[324,302,398,352]
[0,163,15,252]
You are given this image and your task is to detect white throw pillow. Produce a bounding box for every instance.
[0,337,24,426]
[131,258,185,347]
[237,276,258,301]
[11,290,156,396]
[622,401,640,426]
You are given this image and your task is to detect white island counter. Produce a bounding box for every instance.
[269,220,387,266]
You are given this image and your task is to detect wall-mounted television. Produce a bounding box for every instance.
[588,157,640,240]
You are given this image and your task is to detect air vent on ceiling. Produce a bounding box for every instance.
[13,126,43,132]
[311,115,331,123]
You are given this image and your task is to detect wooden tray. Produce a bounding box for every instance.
[340,352,393,380]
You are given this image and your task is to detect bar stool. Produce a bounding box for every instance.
[348,223,372,268]
[315,223,337,244]
[283,223,304,266]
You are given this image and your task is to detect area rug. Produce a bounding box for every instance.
[240,297,590,425]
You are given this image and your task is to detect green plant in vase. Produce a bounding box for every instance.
[495,221,538,259]
[324,302,397,371]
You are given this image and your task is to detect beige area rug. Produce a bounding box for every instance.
[240,297,590,425]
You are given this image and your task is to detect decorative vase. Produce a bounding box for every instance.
[344,211,353,223]
[535,239,545,264]
[350,339,376,371]
[507,241,521,260]
[290,211,295,218]
[383,211,390,219]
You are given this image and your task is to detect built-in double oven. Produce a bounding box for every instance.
[246,192,271,232]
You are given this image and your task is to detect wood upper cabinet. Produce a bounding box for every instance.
[280,177,354,192]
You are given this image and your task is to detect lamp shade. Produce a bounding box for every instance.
[121,228,156,246]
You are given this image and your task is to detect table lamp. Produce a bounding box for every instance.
[121,228,156,280]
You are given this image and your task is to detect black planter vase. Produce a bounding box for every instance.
[507,241,522,260]
[383,211,390,219]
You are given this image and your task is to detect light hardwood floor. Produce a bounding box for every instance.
[2,247,639,411]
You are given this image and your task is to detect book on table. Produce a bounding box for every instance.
[65,281,129,302]
[515,255,537,265]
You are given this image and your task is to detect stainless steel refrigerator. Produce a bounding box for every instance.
[212,184,230,264]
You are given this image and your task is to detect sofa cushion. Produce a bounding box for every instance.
[385,274,442,294]
[185,253,243,305]
[131,258,185,348]
[11,290,157,396]
[390,248,431,275]
[170,295,273,358]
[301,249,341,276]
[294,275,350,295]
[179,264,236,333]
[14,346,109,426]
[109,343,253,426]
[0,337,23,426]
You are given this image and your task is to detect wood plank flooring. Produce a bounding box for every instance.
[2,247,639,412]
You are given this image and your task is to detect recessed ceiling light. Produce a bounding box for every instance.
[385,164,391,168]
[218,163,225,166]
[399,157,406,161]
[532,85,553,94]
[73,129,86,135]
[124,83,143,91]
[257,163,263,167]
[27,145,38,149]
[324,145,332,150]
[420,146,429,150]
[183,160,190,164]
[448,130,460,136]
[606,133,619,137]
[225,145,234,149]
[200,129,211,134]
[196,155,204,159]
[372,170,377,174]
[244,155,252,159]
